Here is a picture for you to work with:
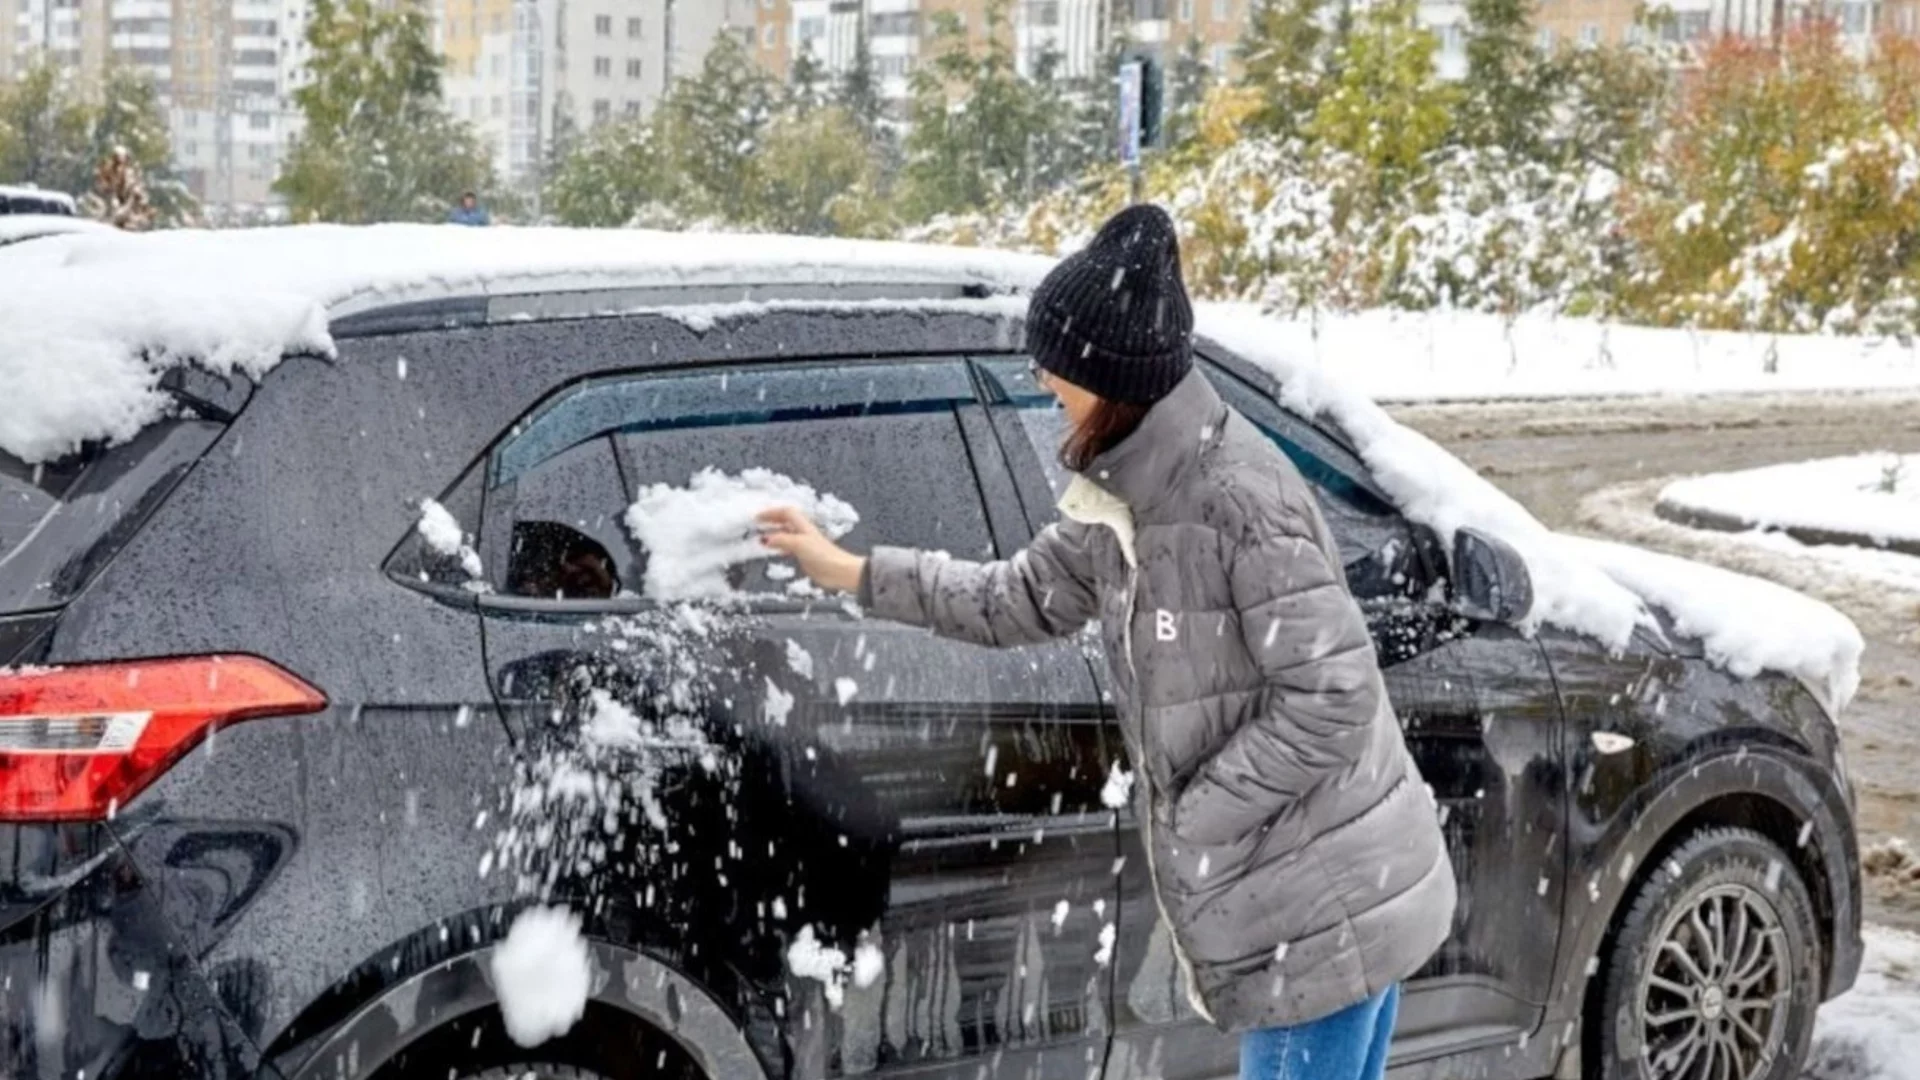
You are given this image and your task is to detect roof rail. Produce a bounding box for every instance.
[329,279,1017,339]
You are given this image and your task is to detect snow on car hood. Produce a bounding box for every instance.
[0,224,1051,463]
[1198,303,1864,714]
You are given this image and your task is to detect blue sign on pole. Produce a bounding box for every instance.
[1118,59,1143,167]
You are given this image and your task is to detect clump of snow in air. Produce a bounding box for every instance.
[416,499,482,578]
[785,639,815,679]
[1095,923,1117,967]
[491,906,592,1048]
[0,223,1049,463]
[1101,764,1135,810]
[787,926,854,1009]
[1659,454,1920,549]
[1198,305,1865,711]
[625,467,858,602]
[852,941,885,989]
[1806,926,1920,1080]
[1590,732,1635,755]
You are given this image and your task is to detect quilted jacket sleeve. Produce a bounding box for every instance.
[1171,521,1384,844]
[860,521,1101,648]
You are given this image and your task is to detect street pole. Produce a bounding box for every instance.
[662,0,674,86]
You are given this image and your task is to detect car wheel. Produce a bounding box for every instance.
[1595,827,1822,1080]
[455,1066,612,1080]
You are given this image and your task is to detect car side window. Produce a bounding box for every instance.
[477,358,996,602]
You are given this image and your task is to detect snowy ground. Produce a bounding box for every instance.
[1805,926,1920,1080]
[1205,305,1920,403]
[1660,455,1920,554]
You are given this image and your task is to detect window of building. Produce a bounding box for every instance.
[624,100,641,118]
[492,96,504,117]
[594,13,611,35]
[594,56,611,76]
[1535,25,1555,47]
[249,112,271,129]
[492,54,505,76]
[627,16,642,37]
[1580,22,1600,43]
[491,12,504,31]
[1030,0,1060,25]
[593,98,611,122]
[763,23,776,46]
[1212,0,1231,17]
[1213,42,1230,69]
[626,57,642,78]
[870,11,918,35]
[1180,0,1194,19]
[1841,0,1870,32]
[799,15,827,38]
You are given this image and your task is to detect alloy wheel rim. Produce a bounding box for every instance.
[1638,883,1791,1080]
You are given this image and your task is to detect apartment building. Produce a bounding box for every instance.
[1533,0,1916,52]
[439,0,756,183]
[2,0,298,211]
[767,0,1250,121]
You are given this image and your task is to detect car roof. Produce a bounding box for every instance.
[0,185,77,212]
[0,214,111,246]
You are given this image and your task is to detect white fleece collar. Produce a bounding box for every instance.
[1058,474,1137,568]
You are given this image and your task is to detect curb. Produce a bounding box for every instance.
[1653,498,1920,559]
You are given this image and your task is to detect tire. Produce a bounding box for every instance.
[1593,827,1823,1080]
[453,1060,610,1068]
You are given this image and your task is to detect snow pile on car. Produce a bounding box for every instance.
[1199,304,1865,713]
[0,223,1050,463]
[625,467,858,601]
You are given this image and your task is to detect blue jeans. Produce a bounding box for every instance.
[1239,984,1400,1080]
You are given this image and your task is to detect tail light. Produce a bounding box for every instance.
[0,655,326,822]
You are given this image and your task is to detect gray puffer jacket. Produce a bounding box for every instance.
[863,368,1456,1033]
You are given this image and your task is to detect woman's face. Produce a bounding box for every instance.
[1035,365,1102,430]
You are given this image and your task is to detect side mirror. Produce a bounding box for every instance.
[1449,527,1534,625]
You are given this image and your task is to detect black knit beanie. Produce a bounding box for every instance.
[1026,204,1194,406]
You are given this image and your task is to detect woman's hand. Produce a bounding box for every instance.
[757,506,867,595]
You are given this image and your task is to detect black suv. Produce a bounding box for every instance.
[0,278,1861,1080]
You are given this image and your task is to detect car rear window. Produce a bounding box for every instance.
[0,420,223,614]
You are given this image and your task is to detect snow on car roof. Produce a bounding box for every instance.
[1198,302,1864,715]
[0,225,1861,710]
[0,224,1053,464]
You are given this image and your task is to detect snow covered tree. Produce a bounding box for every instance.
[1306,0,1456,201]
[754,106,889,235]
[836,21,885,139]
[1235,0,1330,137]
[1162,36,1213,151]
[276,0,494,223]
[0,61,194,226]
[789,49,829,114]
[897,1,1060,222]
[544,119,670,227]
[652,28,780,222]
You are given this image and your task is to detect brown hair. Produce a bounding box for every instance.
[1061,397,1150,473]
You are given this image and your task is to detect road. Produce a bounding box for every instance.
[1387,391,1920,933]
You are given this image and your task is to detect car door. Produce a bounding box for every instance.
[977,354,1568,1078]
[433,350,1118,1079]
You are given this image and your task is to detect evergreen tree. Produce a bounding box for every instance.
[897,1,1058,221]
[789,48,828,113]
[653,27,779,221]
[276,0,493,222]
[1236,0,1330,136]
[1165,35,1213,150]
[835,21,884,138]
[1459,0,1553,158]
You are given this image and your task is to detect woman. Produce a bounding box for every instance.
[759,205,1456,1080]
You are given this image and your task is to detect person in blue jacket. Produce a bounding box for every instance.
[448,191,490,226]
